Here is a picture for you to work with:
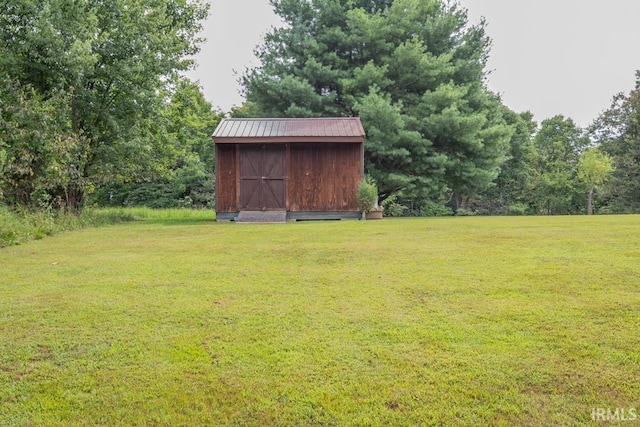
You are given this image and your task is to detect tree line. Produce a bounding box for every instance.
[1,0,638,215]
[0,0,222,211]
[239,0,636,216]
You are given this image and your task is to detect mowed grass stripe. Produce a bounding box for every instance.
[1,215,639,425]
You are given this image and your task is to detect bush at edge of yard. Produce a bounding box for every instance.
[0,206,135,248]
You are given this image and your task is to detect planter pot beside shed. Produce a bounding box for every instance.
[365,210,383,220]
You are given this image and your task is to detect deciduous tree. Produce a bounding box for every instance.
[531,115,588,214]
[592,71,640,213]
[577,148,614,215]
[0,0,210,210]
[90,78,223,208]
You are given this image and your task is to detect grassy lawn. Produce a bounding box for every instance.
[1,213,639,425]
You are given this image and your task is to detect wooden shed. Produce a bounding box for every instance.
[212,117,365,221]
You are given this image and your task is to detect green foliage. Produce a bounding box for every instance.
[410,198,453,217]
[577,148,614,188]
[164,79,224,170]
[243,0,512,206]
[0,205,134,248]
[125,183,184,209]
[577,148,614,215]
[90,168,216,210]
[0,0,210,211]
[530,115,588,215]
[479,110,538,215]
[592,71,640,213]
[508,203,528,216]
[356,176,378,213]
[454,207,476,216]
[381,194,408,217]
[0,80,87,208]
[87,79,222,209]
[579,150,614,181]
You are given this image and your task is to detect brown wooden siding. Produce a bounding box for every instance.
[239,144,286,210]
[288,143,362,211]
[215,144,237,212]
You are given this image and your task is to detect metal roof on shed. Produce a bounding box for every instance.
[213,118,365,144]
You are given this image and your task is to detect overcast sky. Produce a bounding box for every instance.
[187,0,640,128]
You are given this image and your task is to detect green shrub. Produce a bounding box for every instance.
[381,195,408,217]
[508,203,528,216]
[455,208,476,216]
[356,177,378,213]
[416,200,453,217]
[0,206,134,248]
[0,208,20,246]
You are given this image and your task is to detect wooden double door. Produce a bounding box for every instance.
[239,144,286,210]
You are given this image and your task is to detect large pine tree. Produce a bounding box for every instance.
[241,0,512,206]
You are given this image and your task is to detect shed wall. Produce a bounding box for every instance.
[215,142,363,214]
[288,143,362,212]
[215,144,237,212]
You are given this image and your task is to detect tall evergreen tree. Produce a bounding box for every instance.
[477,110,537,214]
[242,0,512,206]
